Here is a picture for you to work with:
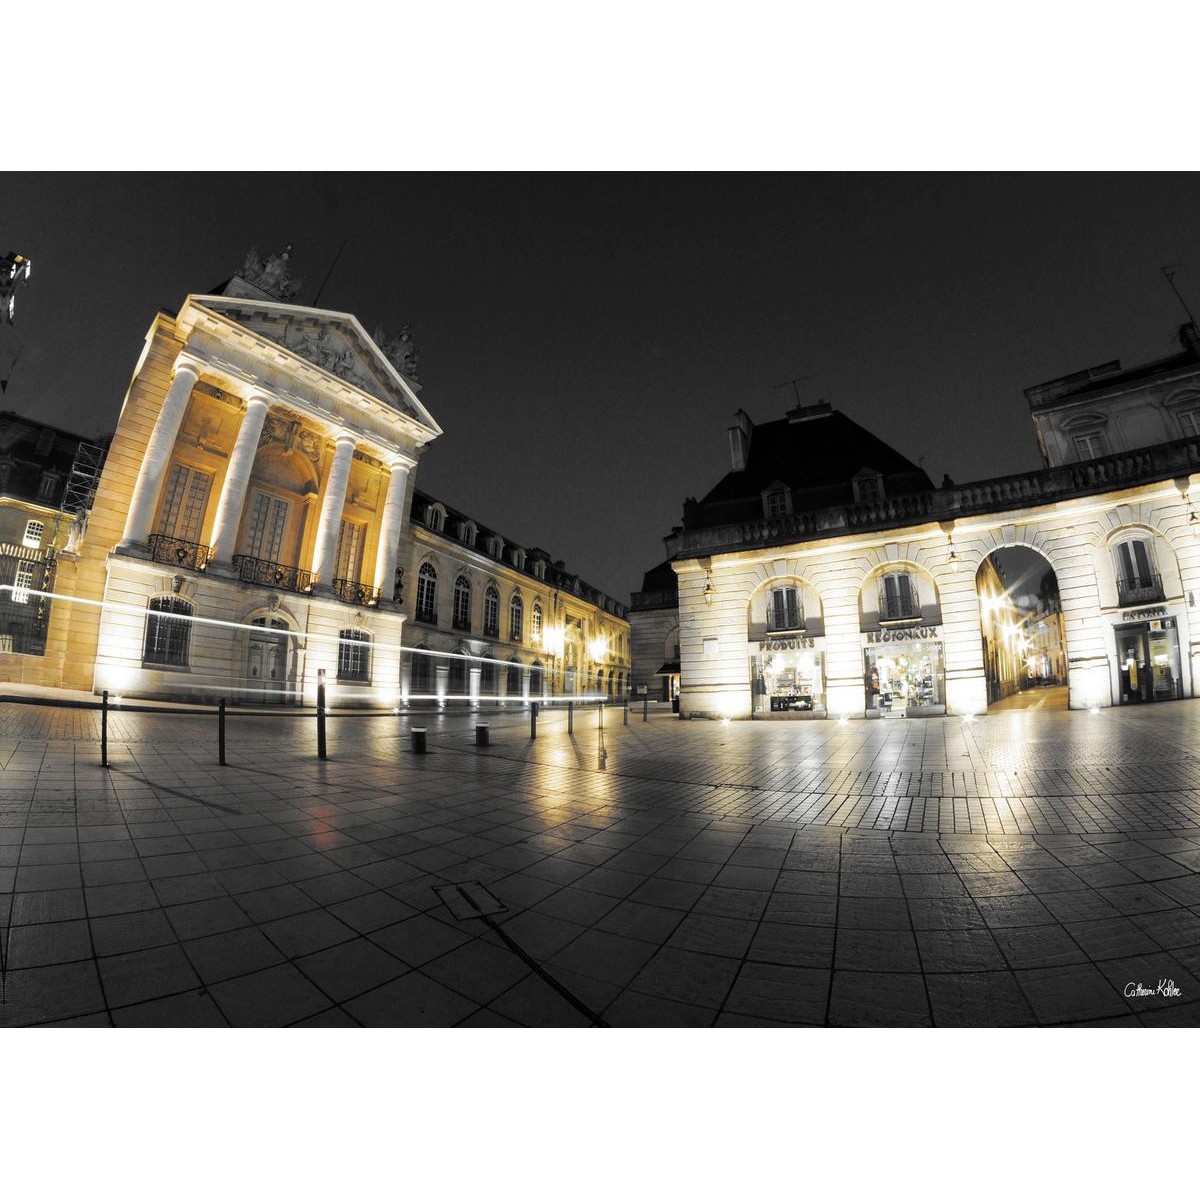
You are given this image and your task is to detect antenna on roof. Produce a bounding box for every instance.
[312,237,349,308]
[1161,264,1197,326]
[774,373,815,408]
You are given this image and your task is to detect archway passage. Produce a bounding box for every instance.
[976,547,1067,711]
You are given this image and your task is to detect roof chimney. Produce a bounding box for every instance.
[728,409,753,471]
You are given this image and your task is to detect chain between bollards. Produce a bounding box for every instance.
[316,668,328,760]
[218,698,226,766]
[101,689,109,769]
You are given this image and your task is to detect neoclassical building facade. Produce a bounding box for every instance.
[660,327,1200,719]
[31,250,628,704]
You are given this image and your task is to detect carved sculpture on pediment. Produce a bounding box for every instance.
[297,430,321,463]
[240,245,303,302]
[372,324,421,383]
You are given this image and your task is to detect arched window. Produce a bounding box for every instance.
[481,657,498,694]
[337,629,371,682]
[768,586,802,631]
[531,602,543,643]
[426,504,446,533]
[448,654,468,695]
[452,575,472,631]
[509,593,524,642]
[1114,537,1162,605]
[596,670,604,696]
[143,596,193,667]
[530,660,544,696]
[483,585,500,638]
[410,645,433,694]
[507,659,523,696]
[880,571,918,621]
[416,563,437,623]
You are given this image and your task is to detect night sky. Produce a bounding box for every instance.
[4,173,1200,605]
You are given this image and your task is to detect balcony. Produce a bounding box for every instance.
[880,595,921,625]
[232,555,313,594]
[148,534,213,572]
[332,577,381,607]
[1117,573,1163,607]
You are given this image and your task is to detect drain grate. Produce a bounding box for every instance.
[435,881,509,921]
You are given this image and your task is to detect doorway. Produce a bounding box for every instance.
[1116,620,1181,704]
[247,616,291,703]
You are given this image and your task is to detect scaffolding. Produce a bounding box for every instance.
[61,439,107,517]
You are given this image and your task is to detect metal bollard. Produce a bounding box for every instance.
[568,700,573,735]
[530,702,538,740]
[412,727,427,754]
[476,722,490,747]
[218,698,226,766]
[316,668,328,760]
[643,695,649,722]
[623,696,628,727]
[101,689,109,769]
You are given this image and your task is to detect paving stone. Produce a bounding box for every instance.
[926,971,1036,1026]
[722,962,828,1023]
[829,971,930,1026]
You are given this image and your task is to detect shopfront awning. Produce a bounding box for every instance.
[655,661,681,675]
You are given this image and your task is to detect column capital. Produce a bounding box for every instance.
[332,429,359,448]
[386,452,417,472]
[242,391,273,411]
[172,352,205,380]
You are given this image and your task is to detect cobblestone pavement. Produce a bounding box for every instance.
[2,698,1200,1027]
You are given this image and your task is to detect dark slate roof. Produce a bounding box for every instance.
[409,487,627,617]
[639,559,678,595]
[686,408,933,530]
[0,412,95,508]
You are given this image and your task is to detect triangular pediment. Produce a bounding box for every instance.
[189,296,440,434]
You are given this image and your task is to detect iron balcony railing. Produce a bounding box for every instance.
[881,594,920,622]
[232,554,313,594]
[1117,573,1163,607]
[148,534,214,572]
[331,577,381,607]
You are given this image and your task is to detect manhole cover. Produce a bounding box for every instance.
[434,881,508,921]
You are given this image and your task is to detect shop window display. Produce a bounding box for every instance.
[751,646,824,714]
[864,639,944,715]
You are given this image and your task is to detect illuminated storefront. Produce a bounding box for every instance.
[863,629,945,716]
[1114,610,1183,704]
[751,636,825,715]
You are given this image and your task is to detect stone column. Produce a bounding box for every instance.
[310,432,357,587]
[372,455,413,598]
[119,355,202,551]
[208,394,271,566]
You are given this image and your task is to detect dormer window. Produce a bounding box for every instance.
[486,535,503,559]
[1073,431,1107,460]
[763,486,791,519]
[458,520,477,547]
[853,471,884,503]
[531,560,546,580]
[426,503,446,533]
[511,548,526,571]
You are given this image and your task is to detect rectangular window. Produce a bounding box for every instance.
[770,587,801,630]
[12,561,35,604]
[334,520,365,582]
[37,473,59,501]
[245,491,289,561]
[157,463,213,542]
[337,630,371,682]
[1180,410,1200,437]
[766,491,788,518]
[882,573,916,619]
[22,520,44,549]
[143,597,193,667]
[1073,432,1106,460]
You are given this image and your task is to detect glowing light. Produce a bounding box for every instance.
[838,715,849,726]
[588,636,608,660]
[721,717,731,726]
[962,712,976,723]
